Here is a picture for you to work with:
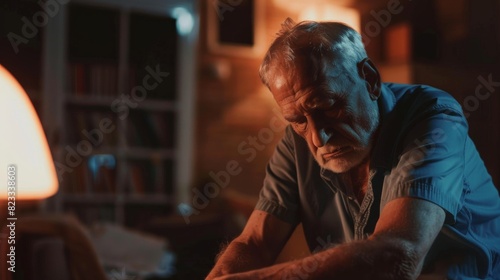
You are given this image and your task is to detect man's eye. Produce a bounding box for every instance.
[324,110,341,119]
[292,120,307,131]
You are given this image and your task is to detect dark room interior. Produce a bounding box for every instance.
[0,0,499,279]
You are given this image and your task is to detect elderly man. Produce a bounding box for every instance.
[207,19,500,280]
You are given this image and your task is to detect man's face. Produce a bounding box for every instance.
[269,58,380,173]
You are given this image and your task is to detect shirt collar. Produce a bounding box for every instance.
[377,83,397,121]
[370,83,398,170]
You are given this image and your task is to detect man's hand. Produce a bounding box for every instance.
[206,210,295,279]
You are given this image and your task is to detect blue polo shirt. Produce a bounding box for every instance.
[255,83,500,279]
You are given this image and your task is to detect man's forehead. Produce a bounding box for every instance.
[269,74,296,103]
[269,70,348,104]
[272,75,290,95]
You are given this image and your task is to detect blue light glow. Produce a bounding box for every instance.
[171,7,194,36]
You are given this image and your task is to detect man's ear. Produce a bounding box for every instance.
[358,58,381,100]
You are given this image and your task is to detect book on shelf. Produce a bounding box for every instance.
[126,111,175,149]
[68,109,118,147]
[68,62,118,97]
[88,154,118,194]
[150,112,176,149]
[90,164,117,194]
[65,162,91,194]
[127,159,168,195]
[64,156,118,195]
[128,162,146,194]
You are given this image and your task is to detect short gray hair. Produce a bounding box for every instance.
[259,18,367,88]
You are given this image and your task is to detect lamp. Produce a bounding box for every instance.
[0,64,58,200]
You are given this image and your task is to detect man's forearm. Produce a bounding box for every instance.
[216,197,449,280]
[206,239,274,279]
[216,236,422,280]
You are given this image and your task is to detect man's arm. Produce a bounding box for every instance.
[214,197,446,280]
[206,210,295,279]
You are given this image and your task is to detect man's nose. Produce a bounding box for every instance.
[310,122,330,148]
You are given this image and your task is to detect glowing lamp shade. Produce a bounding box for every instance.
[0,64,58,200]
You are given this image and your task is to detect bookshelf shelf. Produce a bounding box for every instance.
[62,194,119,203]
[123,147,175,160]
[134,100,178,112]
[66,95,120,107]
[61,194,173,204]
[66,95,178,111]
[125,195,173,204]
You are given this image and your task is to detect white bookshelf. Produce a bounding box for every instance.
[42,0,198,227]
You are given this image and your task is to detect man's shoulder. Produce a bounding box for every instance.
[383,82,463,115]
[384,82,452,99]
[372,83,468,169]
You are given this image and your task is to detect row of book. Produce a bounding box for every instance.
[67,110,175,149]
[68,63,118,96]
[67,62,177,100]
[63,157,174,195]
[67,110,119,147]
[64,156,117,194]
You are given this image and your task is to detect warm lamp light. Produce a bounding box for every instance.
[298,4,360,32]
[0,64,58,200]
[272,0,360,32]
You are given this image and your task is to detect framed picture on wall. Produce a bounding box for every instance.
[207,0,265,57]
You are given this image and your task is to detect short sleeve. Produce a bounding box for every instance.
[381,104,468,224]
[255,126,300,225]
